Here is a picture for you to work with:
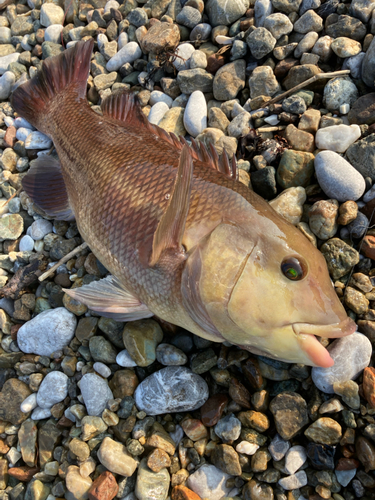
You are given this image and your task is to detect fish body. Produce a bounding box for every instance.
[12,40,356,367]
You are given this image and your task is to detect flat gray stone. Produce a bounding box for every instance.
[80,373,114,416]
[37,371,69,409]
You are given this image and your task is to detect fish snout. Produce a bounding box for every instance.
[292,316,357,339]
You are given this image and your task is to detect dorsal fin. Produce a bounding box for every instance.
[22,155,74,221]
[149,145,193,267]
[101,91,238,181]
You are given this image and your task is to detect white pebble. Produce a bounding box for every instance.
[25,131,52,150]
[264,114,279,125]
[19,235,34,252]
[173,43,195,71]
[149,90,173,107]
[106,42,142,72]
[118,32,128,50]
[278,470,308,490]
[148,102,169,125]
[4,116,14,127]
[16,127,33,142]
[97,34,108,51]
[31,407,52,420]
[21,35,32,51]
[340,103,350,114]
[0,71,15,100]
[30,219,53,240]
[236,441,259,455]
[20,393,38,413]
[187,464,233,500]
[116,349,137,367]
[104,0,119,13]
[37,371,69,409]
[183,90,207,137]
[216,35,234,45]
[93,362,111,378]
[315,124,361,153]
[0,53,19,75]
[44,24,63,44]
[284,445,307,475]
[0,27,11,44]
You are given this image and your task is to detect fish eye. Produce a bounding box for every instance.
[281,257,307,281]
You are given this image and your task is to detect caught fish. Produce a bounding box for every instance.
[12,40,356,368]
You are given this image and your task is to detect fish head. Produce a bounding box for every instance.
[182,217,356,367]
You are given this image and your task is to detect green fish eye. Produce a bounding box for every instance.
[281,257,306,281]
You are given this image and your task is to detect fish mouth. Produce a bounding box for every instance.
[292,317,357,368]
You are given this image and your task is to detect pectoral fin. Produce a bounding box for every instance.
[149,145,193,267]
[22,155,74,221]
[63,275,153,321]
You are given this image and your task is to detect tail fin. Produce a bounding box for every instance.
[11,40,94,134]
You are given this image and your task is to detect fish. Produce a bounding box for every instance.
[12,40,357,368]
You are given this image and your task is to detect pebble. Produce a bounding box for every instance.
[206,0,249,27]
[19,235,34,252]
[305,417,342,445]
[312,332,372,393]
[254,0,273,28]
[36,371,69,409]
[40,3,64,26]
[149,91,173,108]
[148,102,169,125]
[44,24,63,44]
[0,71,15,100]
[320,237,360,279]
[335,468,357,487]
[183,91,207,137]
[80,373,114,416]
[0,378,32,424]
[156,343,188,366]
[66,466,93,500]
[30,407,52,420]
[268,433,290,461]
[236,441,259,455]
[106,42,142,72]
[134,366,209,415]
[186,464,232,500]
[93,362,111,378]
[247,27,276,59]
[123,319,163,367]
[269,392,309,440]
[0,53,19,75]
[173,43,195,71]
[346,134,375,180]
[116,349,138,368]
[213,60,246,101]
[323,76,358,111]
[315,124,361,153]
[285,445,307,474]
[30,219,53,240]
[17,307,77,356]
[135,458,170,500]
[98,437,138,477]
[309,199,339,240]
[25,131,52,150]
[276,150,314,189]
[0,214,23,241]
[314,150,366,202]
[20,393,37,413]
[278,470,308,490]
[214,413,241,442]
[264,13,293,39]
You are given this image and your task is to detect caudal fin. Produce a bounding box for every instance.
[11,40,94,134]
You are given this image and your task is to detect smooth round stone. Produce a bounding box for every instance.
[20,392,38,413]
[0,53,19,75]
[127,7,148,27]
[247,27,276,59]
[118,32,128,50]
[187,464,232,500]
[0,71,15,100]
[123,319,163,367]
[270,187,306,225]
[190,50,207,69]
[25,131,52,149]
[31,407,52,420]
[98,437,137,477]
[183,90,207,137]
[37,371,69,409]
[19,235,34,253]
[0,27,10,44]
[236,441,259,455]
[40,3,64,26]
[80,373,114,416]
[336,468,357,487]
[315,151,365,202]
[176,6,202,29]
[30,219,53,240]
[323,76,358,111]
[17,307,77,356]
[116,349,137,367]
[149,91,173,108]
[148,102,169,125]
[106,42,142,72]
[104,0,119,13]
[135,458,170,500]
[16,127,32,142]
[315,124,361,153]
[331,37,361,58]
[44,24,63,44]
[312,332,372,393]
[264,13,293,39]
[285,445,307,475]
[134,366,209,415]
[93,362,111,378]
[190,23,212,42]
[173,43,195,71]
[206,0,249,27]
[156,343,188,366]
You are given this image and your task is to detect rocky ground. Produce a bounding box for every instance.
[1,0,375,499]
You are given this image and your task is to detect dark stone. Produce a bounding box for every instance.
[38,420,62,467]
[326,14,366,41]
[306,442,336,470]
[250,167,277,200]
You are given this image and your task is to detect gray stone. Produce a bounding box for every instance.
[282,95,306,114]
[135,458,170,500]
[37,371,69,409]
[148,102,169,125]
[213,60,245,101]
[268,433,290,461]
[294,9,323,32]
[294,31,319,58]
[300,0,321,15]
[264,13,293,39]
[346,134,375,181]
[228,111,252,138]
[350,0,375,23]
[0,214,23,241]
[44,24,63,44]
[29,219,53,240]
[156,343,188,366]
[284,445,307,474]
[272,0,302,13]
[315,150,365,202]
[177,68,214,94]
[187,464,232,500]
[172,43,195,71]
[249,65,280,97]
[176,6,202,28]
[214,413,241,442]
[134,366,209,415]
[0,53,19,76]
[342,51,365,79]
[0,71,15,100]
[80,373,114,416]
[106,42,142,72]
[278,471,308,490]
[247,27,276,59]
[312,332,372,393]
[127,8,148,27]
[255,0,273,26]
[323,76,358,111]
[40,3,65,26]
[17,308,77,356]
[205,0,250,27]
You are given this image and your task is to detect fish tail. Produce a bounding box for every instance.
[11,40,94,134]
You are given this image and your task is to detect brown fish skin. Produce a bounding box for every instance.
[12,41,356,367]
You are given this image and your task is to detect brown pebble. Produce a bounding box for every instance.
[4,126,16,148]
[228,377,251,409]
[0,439,9,455]
[171,485,202,500]
[361,235,375,260]
[88,471,118,500]
[200,394,228,427]
[206,54,226,74]
[362,367,375,408]
[108,369,138,398]
[356,436,375,472]
[338,200,358,225]
[147,448,171,473]
[8,466,40,482]
[242,358,264,390]
[336,457,360,470]
[181,418,208,442]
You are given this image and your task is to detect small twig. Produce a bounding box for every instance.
[0,187,22,209]
[256,125,287,132]
[256,70,351,110]
[38,241,88,282]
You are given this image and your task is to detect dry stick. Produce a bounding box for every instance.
[38,241,88,282]
[257,125,287,133]
[256,69,351,110]
[0,187,22,209]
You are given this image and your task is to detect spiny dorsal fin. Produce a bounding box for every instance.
[22,155,74,221]
[149,145,193,267]
[101,91,238,180]
[63,275,153,322]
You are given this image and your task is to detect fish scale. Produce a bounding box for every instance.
[12,39,357,367]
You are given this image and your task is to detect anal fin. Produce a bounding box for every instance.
[63,275,153,322]
[22,155,74,221]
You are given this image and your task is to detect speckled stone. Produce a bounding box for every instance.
[269,392,309,440]
[135,458,170,500]
[80,373,114,416]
